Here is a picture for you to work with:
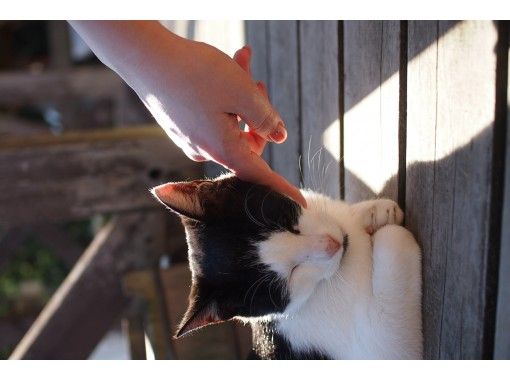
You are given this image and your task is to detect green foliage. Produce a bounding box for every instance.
[0,237,68,318]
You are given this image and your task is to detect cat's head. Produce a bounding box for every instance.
[151,174,347,337]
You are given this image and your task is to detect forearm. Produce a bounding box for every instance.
[68,21,180,88]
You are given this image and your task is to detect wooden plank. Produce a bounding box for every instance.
[0,67,124,107]
[123,311,147,360]
[406,21,498,359]
[343,21,400,203]
[123,270,173,359]
[246,21,272,166]
[159,264,245,359]
[494,22,510,360]
[267,21,301,187]
[300,21,340,198]
[0,126,201,226]
[10,214,135,359]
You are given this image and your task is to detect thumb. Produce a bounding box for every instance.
[236,90,288,144]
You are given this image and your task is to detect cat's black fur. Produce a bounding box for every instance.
[159,177,327,359]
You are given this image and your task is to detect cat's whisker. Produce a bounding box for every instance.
[248,273,272,314]
[243,272,271,307]
[244,185,269,229]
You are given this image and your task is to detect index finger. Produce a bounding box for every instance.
[228,150,307,208]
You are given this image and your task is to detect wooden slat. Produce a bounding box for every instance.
[300,21,340,198]
[494,23,510,360]
[406,21,498,359]
[123,270,173,359]
[343,21,400,203]
[246,20,272,165]
[0,126,201,226]
[267,21,301,187]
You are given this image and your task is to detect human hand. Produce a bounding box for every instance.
[70,21,305,207]
[127,28,306,207]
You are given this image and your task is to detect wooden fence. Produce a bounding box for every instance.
[244,20,509,360]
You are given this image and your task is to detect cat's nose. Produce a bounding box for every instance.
[325,235,341,256]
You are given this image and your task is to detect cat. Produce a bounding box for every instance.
[151,174,422,359]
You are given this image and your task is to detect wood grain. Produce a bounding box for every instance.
[300,21,340,198]
[406,21,498,359]
[343,21,400,203]
[267,21,301,186]
[246,21,272,165]
[494,22,510,360]
[0,126,201,226]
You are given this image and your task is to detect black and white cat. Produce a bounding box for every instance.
[151,174,422,359]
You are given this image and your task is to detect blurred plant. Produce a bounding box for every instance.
[0,237,68,318]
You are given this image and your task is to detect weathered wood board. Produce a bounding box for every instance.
[343,21,400,203]
[0,126,201,226]
[267,21,302,187]
[245,20,272,165]
[299,21,340,198]
[406,21,498,359]
[494,23,510,360]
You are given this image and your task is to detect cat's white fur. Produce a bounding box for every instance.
[255,191,422,359]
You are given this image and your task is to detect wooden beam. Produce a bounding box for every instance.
[0,126,201,226]
[9,211,167,359]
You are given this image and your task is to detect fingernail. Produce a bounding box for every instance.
[269,122,287,143]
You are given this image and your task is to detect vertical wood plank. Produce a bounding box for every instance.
[494,22,510,360]
[267,21,301,186]
[246,21,272,165]
[343,21,400,203]
[406,21,441,360]
[300,21,340,198]
[406,21,498,359]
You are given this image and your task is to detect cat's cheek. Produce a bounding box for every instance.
[287,265,323,311]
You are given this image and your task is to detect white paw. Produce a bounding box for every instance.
[364,199,404,235]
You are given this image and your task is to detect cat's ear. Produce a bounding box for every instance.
[151,181,209,220]
[175,300,222,338]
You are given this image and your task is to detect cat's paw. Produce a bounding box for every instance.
[363,199,404,235]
